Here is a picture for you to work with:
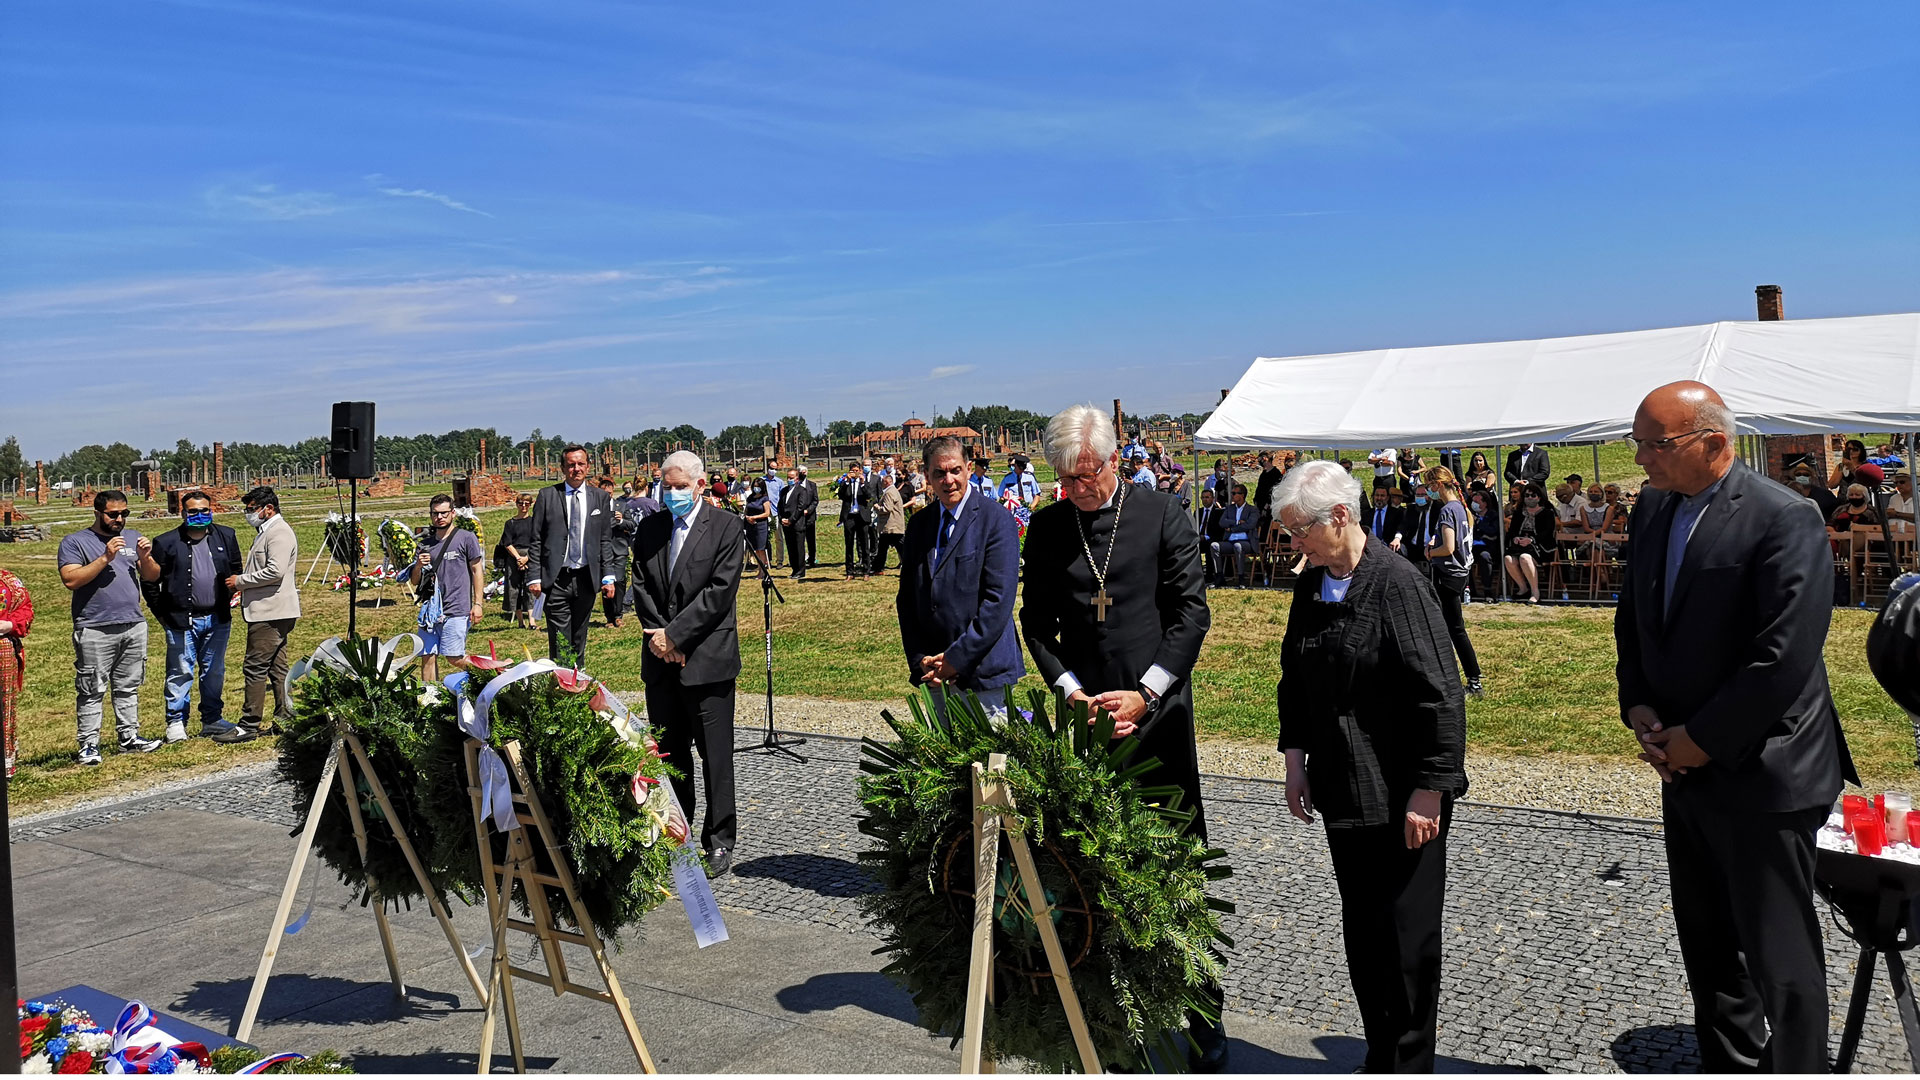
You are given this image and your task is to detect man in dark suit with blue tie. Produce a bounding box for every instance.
[897,436,1025,714]
[526,445,620,664]
[632,450,747,878]
[1618,381,1856,1073]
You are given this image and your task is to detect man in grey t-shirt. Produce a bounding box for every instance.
[58,489,165,764]
[411,493,486,682]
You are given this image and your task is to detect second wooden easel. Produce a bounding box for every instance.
[235,715,489,1041]
[465,738,657,1074]
[958,752,1102,1074]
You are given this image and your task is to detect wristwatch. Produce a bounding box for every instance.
[1138,683,1162,718]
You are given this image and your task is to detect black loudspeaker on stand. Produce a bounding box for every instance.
[737,546,806,762]
[331,401,375,640]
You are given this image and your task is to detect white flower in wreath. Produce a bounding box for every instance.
[20,1055,51,1074]
[419,686,444,707]
[77,1032,112,1054]
[639,780,673,846]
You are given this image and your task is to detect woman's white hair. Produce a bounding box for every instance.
[1042,404,1118,474]
[661,449,705,483]
[1271,459,1361,524]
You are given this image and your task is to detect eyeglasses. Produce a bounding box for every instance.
[1626,428,1720,452]
[1057,464,1109,488]
[101,510,129,519]
[1282,519,1323,538]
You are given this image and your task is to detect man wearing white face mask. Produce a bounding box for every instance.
[632,451,746,878]
[218,487,300,743]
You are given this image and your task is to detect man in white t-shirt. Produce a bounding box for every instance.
[1888,472,1914,540]
[1368,447,1398,479]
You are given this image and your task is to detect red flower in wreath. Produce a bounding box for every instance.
[57,1049,94,1073]
[20,1016,48,1034]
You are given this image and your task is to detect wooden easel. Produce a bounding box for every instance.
[235,717,489,1041]
[465,738,656,1074]
[959,753,1101,1075]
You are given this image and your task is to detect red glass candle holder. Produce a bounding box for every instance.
[1844,795,1871,834]
[1858,815,1887,857]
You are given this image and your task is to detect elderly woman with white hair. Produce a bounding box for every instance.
[1271,459,1468,1074]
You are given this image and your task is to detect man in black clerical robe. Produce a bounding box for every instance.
[1020,407,1222,1069]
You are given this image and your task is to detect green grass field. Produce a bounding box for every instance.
[4,455,1912,812]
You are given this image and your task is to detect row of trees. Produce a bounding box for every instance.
[4,405,1213,483]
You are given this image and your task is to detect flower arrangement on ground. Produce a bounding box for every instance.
[275,637,478,910]
[451,507,482,547]
[458,664,688,940]
[321,513,366,566]
[16,999,352,1074]
[375,518,416,573]
[858,688,1233,1072]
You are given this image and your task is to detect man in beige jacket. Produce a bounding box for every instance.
[218,487,301,743]
[870,473,907,574]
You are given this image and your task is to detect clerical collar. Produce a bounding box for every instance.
[1096,482,1123,510]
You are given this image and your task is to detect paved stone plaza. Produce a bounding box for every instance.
[11,729,1915,1072]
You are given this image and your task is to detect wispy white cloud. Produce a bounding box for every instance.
[929,364,974,379]
[366,174,494,217]
[203,183,339,220]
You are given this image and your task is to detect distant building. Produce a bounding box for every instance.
[858,418,983,454]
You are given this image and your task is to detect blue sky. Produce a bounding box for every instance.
[3,1,1916,459]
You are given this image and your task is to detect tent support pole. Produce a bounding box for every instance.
[1496,445,1509,602]
[1592,443,1601,484]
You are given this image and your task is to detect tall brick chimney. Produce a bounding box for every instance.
[1756,285,1783,321]
[1219,388,1231,403]
[213,442,224,485]
[479,438,488,475]
[1113,399,1124,435]
[35,461,46,505]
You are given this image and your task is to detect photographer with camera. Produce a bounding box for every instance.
[411,494,484,682]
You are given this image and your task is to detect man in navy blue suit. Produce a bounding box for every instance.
[896,435,1026,716]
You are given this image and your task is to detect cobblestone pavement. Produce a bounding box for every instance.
[13,731,1912,1073]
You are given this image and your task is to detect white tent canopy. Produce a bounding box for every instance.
[1195,313,1920,451]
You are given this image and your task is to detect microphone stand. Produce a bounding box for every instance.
[736,544,807,762]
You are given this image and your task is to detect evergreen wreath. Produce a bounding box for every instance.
[276,638,479,910]
[467,668,686,940]
[858,689,1233,1072]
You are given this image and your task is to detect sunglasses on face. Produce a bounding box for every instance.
[102,510,129,519]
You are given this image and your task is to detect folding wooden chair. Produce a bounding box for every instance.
[1854,523,1894,607]
[1828,527,1856,606]
[1595,532,1630,602]
[1548,527,1588,601]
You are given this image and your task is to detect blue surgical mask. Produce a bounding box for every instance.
[1414,495,1428,506]
[185,511,213,528]
[664,488,698,518]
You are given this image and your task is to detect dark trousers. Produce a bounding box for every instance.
[843,519,872,574]
[1326,818,1448,1074]
[602,551,630,622]
[1664,792,1830,1073]
[871,531,904,572]
[801,518,817,565]
[1428,571,1480,680]
[501,564,530,619]
[241,617,297,724]
[542,567,594,665]
[646,670,737,854]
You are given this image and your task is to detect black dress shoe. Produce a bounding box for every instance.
[1189,1017,1229,1074]
[705,847,732,878]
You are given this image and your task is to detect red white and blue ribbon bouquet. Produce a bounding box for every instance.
[16,999,348,1074]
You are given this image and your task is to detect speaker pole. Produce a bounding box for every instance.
[348,483,359,642]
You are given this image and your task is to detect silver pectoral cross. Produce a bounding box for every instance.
[1091,587,1113,622]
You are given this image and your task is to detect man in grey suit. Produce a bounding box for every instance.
[526,445,619,664]
[1619,381,1856,1072]
[632,450,746,877]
